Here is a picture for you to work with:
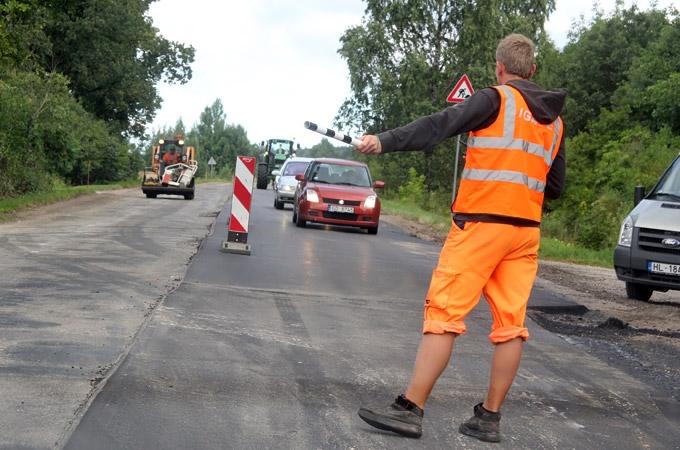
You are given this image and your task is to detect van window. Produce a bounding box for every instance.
[651,157,680,199]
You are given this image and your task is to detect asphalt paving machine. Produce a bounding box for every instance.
[142,136,198,200]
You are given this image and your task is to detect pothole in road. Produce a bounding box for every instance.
[529,306,680,340]
[529,304,680,404]
[199,210,221,218]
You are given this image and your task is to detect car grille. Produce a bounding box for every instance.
[323,198,361,206]
[638,228,680,255]
[322,211,358,221]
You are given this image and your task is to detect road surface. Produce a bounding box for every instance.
[57,188,679,449]
[0,184,229,449]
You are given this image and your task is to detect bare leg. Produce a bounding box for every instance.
[483,337,523,412]
[403,333,457,408]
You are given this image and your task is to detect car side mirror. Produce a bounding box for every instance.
[373,180,385,189]
[271,170,280,176]
[295,174,305,182]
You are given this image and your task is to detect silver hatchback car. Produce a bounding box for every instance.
[273,157,314,209]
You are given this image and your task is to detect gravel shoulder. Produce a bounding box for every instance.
[381,213,680,402]
[0,184,230,449]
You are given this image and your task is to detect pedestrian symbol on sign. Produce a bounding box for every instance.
[447,74,475,103]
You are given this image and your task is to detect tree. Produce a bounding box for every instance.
[337,0,555,190]
[188,99,251,177]
[299,138,352,159]
[42,0,195,137]
[540,5,670,136]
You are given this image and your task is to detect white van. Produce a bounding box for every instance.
[614,154,680,301]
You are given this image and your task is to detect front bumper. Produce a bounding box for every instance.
[299,200,380,228]
[276,189,296,202]
[142,185,195,196]
[614,244,680,291]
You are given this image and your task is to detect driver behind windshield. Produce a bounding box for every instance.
[160,145,182,176]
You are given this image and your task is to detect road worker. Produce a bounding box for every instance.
[160,145,182,177]
[355,33,566,443]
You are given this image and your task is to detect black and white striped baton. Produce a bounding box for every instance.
[304,121,363,147]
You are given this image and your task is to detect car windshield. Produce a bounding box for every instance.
[161,143,182,155]
[309,163,371,187]
[650,157,680,199]
[282,161,309,176]
[271,141,293,154]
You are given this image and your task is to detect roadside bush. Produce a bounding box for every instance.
[398,167,426,203]
[0,70,137,198]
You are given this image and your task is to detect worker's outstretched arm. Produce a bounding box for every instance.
[356,89,500,155]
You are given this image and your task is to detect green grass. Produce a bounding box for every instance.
[538,237,613,267]
[381,197,614,267]
[0,179,139,221]
[381,198,451,233]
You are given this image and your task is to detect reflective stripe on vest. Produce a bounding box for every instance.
[453,84,563,222]
[461,168,546,193]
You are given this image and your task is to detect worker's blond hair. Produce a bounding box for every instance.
[496,34,535,79]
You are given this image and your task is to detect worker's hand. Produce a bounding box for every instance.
[356,135,382,155]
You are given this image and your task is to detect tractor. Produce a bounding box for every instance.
[142,136,198,200]
[256,139,300,189]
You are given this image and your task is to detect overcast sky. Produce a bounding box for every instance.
[149,0,675,148]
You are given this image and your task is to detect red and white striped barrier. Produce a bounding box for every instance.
[221,155,256,255]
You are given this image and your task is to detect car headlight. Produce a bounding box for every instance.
[618,216,634,247]
[364,195,377,209]
[306,190,319,203]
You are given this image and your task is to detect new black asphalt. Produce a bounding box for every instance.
[65,189,680,449]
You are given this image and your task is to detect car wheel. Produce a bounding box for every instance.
[292,206,298,223]
[295,208,306,228]
[367,226,378,235]
[146,193,157,199]
[625,282,653,301]
[274,197,284,210]
[184,193,194,200]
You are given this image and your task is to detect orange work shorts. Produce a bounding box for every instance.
[423,221,540,343]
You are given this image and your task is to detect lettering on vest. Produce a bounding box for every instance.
[519,107,538,125]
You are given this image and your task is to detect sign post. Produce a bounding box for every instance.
[221,155,256,255]
[208,156,217,178]
[446,74,474,203]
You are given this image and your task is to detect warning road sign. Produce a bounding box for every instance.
[208,157,217,166]
[447,74,474,103]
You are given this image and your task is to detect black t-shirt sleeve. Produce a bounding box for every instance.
[377,88,501,153]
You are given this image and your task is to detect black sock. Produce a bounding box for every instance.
[396,394,424,416]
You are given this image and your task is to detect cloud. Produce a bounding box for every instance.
[149,0,365,148]
[149,0,673,148]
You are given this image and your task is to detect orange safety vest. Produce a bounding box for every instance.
[452,85,563,223]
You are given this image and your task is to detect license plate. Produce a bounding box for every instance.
[328,204,354,213]
[648,261,680,276]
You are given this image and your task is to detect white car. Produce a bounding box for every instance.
[272,157,314,209]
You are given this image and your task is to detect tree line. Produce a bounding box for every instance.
[0,0,194,197]
[336,1,680,251]
[1,1,255,196]
[145,99,253,179]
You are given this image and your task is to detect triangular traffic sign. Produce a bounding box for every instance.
[446,74,474,103]
[208,157,217,166]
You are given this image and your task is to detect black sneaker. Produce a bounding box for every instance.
[459,403,501,443]
[358,395,424,438]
